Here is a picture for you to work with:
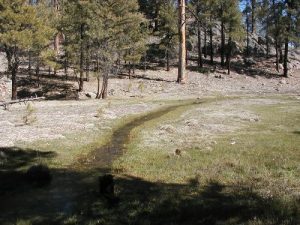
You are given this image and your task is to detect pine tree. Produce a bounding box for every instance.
[223,0,244,74]
[0,0,54,99]
[60,0,95,92]
[89,0,146,99]
[158,1,178,71]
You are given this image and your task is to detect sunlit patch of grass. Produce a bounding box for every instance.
[113,98,300,219]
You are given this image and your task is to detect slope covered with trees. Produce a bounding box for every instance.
[0,0,299,100]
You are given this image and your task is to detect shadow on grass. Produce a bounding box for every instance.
[0,146,298,225]
[17,76,78,100]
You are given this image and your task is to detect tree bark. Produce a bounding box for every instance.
[251,0,256,33]
[209,16,214,65]
[28,51,32,77]
[100,73,108,99]
[166,49,170,71]
[246,14,250,56]
[204,22,207,58]
[177,0,186,83]
[221,20,225,66]
[86,55,90,82]
[275,42,279,71]
[79,23,84,92]
[128,62,131,79]
[11,67,17,100]
[227,38,232,75]
[283,38,289,77]
[197,21,203,68]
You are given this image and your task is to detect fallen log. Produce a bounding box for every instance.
[0,96,45,110]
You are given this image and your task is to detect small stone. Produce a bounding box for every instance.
[279,79,287,85]
[85,92,97,99]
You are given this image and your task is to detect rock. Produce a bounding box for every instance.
[279,64,284,70]
[279,79,287,85]
[85,92,97,99]
[109,89,115,96]
[159,124,176,133]
[26,164,52,186]
[185,119,198,127]
[214,74,223,79]
[175,149,182,156]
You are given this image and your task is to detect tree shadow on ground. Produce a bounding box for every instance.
[0,146,298,225]
[188,56,282,79]
[17,76,78,100]
[117,73,175,83]
[0,147,56,195]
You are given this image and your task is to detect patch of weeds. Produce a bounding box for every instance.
[138,81,145,96]
[95,101,112,118]
[197,67,210,74]
[22,102,37,125]
[127,82,133,92]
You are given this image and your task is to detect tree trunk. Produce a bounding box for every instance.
[204,23,207,58]
[272,0,279,71]
[128,62,131,79]
[197,21,203,68]
[79,23,84,92]
[28,51,32,77]
[5,47,12,78]
[64,57,68,79]
[251,0,256,33]
[221,20,225,66]
[154,0,160,32]
[266,18,270,58]
[96,57,101,99]
[209,16,213,65]
[36,59,40,87]
[86,56,90,82]
[227,38,232,75]
[100,73,108,99]
[177,0,186,83]
[166,49,170,71]
[283,1,291,78]
[279,45,283,63]
[246,15,250,56]
[275,42,279,71]
[11,67,17,100]
[96,76,101,99]
[283,38,289,77]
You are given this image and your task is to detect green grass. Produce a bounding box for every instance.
[1,97,299,225]
[112,97,300,224]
